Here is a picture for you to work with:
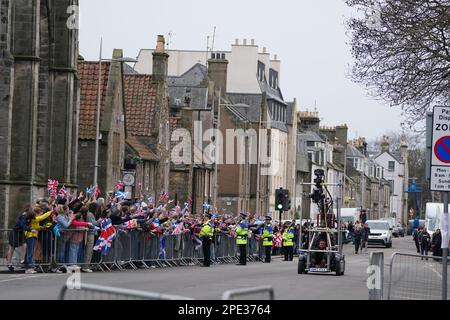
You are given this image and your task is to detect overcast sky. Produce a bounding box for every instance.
[79,0,405,139]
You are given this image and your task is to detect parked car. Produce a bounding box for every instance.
[367,220,392,248]
[380,217,398,237]
[396,223,405,237]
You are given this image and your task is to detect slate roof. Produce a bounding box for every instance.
[347,144,365,158]
[126,136,159,161]
[346,159,361,178]
[78,61,111,140]
[168,63,208,109]
[123,74,157,137]
[286,102,294,125]
[374,150,403,163]
[298,131,324,143]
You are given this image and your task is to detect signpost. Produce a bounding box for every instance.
[429,106,450,300]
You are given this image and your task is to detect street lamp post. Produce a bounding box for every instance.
[93,37,137,191]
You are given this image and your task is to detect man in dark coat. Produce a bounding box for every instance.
[431,229,442,258]
[419,227,431,260]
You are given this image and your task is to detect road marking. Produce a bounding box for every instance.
[0,274,55,283]
[427,264,443,280]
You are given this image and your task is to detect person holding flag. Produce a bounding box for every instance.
[261,216,274,263]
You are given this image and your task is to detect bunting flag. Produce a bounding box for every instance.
[58,185,68,198]
[115,180,125,191]
[93,218,116,255]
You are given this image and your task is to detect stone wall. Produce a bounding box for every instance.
[0,0,79,227]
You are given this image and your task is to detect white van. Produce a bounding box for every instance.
[339,208,360,224]
[425,203,443,239]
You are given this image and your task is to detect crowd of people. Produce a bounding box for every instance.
[412,226,443,259]
[343,221,371,254]
[5,191,304,273]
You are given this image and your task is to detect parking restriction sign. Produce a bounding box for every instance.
[430,106,450,191]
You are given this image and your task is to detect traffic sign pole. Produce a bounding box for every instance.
[442,193,448,301]
[429,106,450,300]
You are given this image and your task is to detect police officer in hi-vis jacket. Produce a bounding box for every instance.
[235,212,249,266]
[199,212,214,267]
[262,216,274,263]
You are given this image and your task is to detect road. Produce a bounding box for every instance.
[0,237,418,300]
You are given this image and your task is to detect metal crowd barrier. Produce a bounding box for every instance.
[387,253,450,300]
[1,228,269,273]
[221,286,275,300]
[59,282,194,300]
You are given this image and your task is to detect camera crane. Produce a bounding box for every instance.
[297,169,345,276]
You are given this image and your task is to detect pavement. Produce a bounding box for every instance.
[0,236,420,300]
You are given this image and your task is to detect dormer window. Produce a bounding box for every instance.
[269,68,279,89]
[257,61,265,82]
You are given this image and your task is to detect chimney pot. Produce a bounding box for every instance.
[263,47,267,53]
[243,38,247,45]
[251,39,255,45]
[274,54,278,60]
[235,38,239,45]
[156,35,165,53]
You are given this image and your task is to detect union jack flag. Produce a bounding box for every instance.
[50,189,57,198]
[115,180,125,190]
[159,192,169,202]
[93,218,116,255]
[122,219,137,229]
[58,185,68,198]
[47,179,58,192]
[94,185,101,198]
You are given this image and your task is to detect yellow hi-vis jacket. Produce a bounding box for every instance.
[282,228,294,247]
[199,220,214,239]
[236,225,248,245]
[262,225,273,246]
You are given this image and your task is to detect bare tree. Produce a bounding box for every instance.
[367,130,425,153]
[346,0,450,127]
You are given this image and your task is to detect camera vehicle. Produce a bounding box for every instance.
[297,169,345,276]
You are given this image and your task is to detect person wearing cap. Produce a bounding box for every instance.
[282,222,295,261]
[199,212,214,267]
[236,212,249,266]
[261,216,274,263]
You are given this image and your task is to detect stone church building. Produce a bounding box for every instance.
[0,0,79,228]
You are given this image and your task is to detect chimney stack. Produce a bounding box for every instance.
[152,35,169,81]
[235,38,239,45]
[251,39,255,45]
[243,38,247,45]
[208,56,228,94]
[381,136,390,153]
[262,47,267,54]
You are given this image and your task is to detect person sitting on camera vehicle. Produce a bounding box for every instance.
[310,238,328,268]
